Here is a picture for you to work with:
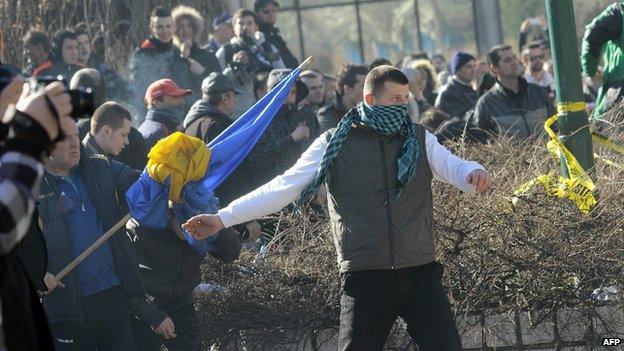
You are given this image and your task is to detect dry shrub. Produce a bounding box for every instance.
[196,117,624,350]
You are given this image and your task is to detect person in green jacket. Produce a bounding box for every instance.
[581,1,624,118]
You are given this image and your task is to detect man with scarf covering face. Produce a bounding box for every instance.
[183,66,491,350]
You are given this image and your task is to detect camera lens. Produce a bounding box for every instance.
[68,87,94,119]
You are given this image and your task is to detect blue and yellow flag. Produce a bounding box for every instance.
[125,66,303,254]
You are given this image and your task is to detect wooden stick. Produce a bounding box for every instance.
[56,213,132,281]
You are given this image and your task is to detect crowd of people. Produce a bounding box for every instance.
[0,1,618,351]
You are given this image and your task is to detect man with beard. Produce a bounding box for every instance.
[521,42,554,93]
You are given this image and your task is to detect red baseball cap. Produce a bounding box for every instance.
[145,79,192,103]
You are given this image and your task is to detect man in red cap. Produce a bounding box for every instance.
[138,78,192,149]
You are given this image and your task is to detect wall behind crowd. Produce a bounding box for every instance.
[0,0,225,72]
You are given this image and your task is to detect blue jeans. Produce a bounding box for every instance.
[338,261,462,351]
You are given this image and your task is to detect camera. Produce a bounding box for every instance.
[30,75,94,119]
[230,33,275,74]
[240,33,280,62]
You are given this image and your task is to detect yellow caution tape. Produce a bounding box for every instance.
[594,154,624,170]
[592,132,624,155]
[512,101,623,214]
[592,132,624,170]
[557,101,587,114]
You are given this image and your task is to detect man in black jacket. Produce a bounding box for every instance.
[255,0,299,69]
[474,45,553,139]
[82,102,133,163]
[435,52,478,119]
[33,30,84,81]
[317,63,368,132]
[30,119,164,350]
[182,72,258,204]
[72,69,148,170]
[183,72,261,239]
[183,73,240,145]
[127,205,243,351]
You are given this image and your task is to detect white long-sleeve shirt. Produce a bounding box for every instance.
[219,130,484,228]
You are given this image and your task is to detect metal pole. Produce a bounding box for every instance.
[294,0,306,60]
[414,0,423,52]
[354,0,365,63]
[545,0,595,175]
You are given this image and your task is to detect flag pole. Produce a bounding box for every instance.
[56,213,132,281]
[300,56,314,69]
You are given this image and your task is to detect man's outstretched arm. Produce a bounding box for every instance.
[184,134,329,238]
[424,130,491,194]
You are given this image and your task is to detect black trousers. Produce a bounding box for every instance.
[131,300,200,351]
[338,261,462,351]
[49,286,136,351]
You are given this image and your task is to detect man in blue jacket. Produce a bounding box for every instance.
[32,119,165,350]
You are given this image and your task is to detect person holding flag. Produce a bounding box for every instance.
[183,65,491,351]
[121,58,315,349]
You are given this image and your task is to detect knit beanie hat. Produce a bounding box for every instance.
[450,52,476,75]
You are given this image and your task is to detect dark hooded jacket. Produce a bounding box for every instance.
[182,99,256,206]
[34,60,83,81]
[138,106,186,149]
[435,78,478,118]
[183,100,231,144]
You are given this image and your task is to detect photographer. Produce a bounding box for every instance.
[0,76,72,350]
[216,9,285,119]
[1,78,72,253]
